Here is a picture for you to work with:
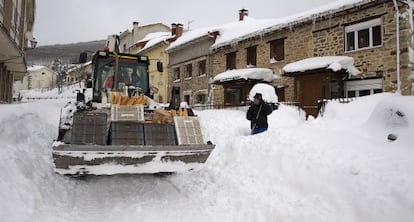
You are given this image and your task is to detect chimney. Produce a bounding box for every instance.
[133,21,139,28]
[171,23,177,36]
[239,8,248,21]
[176,23,184,38]
[132,21,140,42]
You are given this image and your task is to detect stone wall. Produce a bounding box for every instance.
[210,0,413,105]
[168,55,211,105]
[167,37,214,105]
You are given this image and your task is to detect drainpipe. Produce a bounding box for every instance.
[393,0,401,94]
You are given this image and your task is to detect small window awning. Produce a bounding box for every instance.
[282,56,361,76]
[212,68,278,84]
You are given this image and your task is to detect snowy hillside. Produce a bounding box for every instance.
[0,93,413,221]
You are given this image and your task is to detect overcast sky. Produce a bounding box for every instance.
[34,0,333,46]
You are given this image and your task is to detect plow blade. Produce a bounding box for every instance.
[52,144,215,175]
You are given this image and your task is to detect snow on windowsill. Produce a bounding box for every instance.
[173,79,181,82]
[246,64,256,68]
[184,77,193,81]
[198,74,207,78]
[270,58,283,64]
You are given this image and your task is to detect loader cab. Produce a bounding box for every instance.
[91,51,151,102]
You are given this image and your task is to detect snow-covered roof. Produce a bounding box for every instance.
[211,0,375,49]
[166,27,212,52]
[27,65,47,72]
[282,56,361,76]
[211,17,281,49]
[213,68,278,83]
[137,32,172,53]
[248,83,278,103]
[165,1,375,52]
[138,32,170,43]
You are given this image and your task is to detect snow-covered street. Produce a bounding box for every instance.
[1,93,414,222]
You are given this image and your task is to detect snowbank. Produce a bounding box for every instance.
[283,56,361,75]
[1,93,414,221]
[248,83,278,103]
[21,83,92,101]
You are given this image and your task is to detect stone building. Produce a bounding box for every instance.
[166,25,215,106]
[209,0,413,116]
[65,61,92,85]
[0,0,36,103]
[26,65,56,90]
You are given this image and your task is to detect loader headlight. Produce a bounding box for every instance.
[98,51,107,57]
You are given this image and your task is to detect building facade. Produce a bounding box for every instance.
[166,26,215,107]
[209,1,413,115]
[131,30,175,104]
[106,22,170,53]
[65,61,92,86]
[0,0,36,103]
[26,65,56,90]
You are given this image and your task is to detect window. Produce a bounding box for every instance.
[225,87,243,106]
[270,39,285,61]
[345,18,382,52]
[346,78,382,97]
[174,67,180,80]
[185,64,192,78]
[226,52,236,70]
[197,94,207,104]
[358,89,371,97]
[11,2,15,28]
[373,88,382,94]
[16,13,21,33]
[246,46,257,66]
[184,95,190,105]
[198,60,206,76]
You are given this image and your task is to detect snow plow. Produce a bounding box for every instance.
[53,50,215,176]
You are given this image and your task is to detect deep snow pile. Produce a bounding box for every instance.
[20,83,92,101]
[248,83,278,103]
[0,93,413,221]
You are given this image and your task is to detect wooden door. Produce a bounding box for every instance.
[297,74,322,117]
[296,72,344,117]
[295,72,344,117]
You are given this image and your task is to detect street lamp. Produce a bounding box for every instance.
[26,38,38,50]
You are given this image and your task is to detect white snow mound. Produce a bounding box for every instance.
[283,56,361,76]
[248,83,278,103]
